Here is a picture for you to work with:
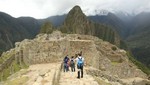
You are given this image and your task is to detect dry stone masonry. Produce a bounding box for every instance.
[0,31,150,85]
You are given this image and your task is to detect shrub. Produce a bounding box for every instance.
[111,46,117,51]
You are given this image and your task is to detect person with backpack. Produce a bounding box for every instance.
[70,56,75,72]
[63,55,69,72]
[76,53,84,79]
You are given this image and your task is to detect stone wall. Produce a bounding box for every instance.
[12,31,147,79]
[0,54,15,72]
[15,38,100,68]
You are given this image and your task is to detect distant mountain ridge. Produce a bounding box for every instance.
[126,12,150,68]
[0,12,41,54]
[88,13,127,38]
[46,15,67,27]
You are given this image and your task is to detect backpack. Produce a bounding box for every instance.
[77,57,83,67]
[70,59,75,66]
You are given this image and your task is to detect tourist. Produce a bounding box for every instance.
[63,55,69,72]
[70,56,75,72]
[76,53,84,78]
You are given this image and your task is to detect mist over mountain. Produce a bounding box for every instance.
[46,15,67,27]
[126,12,150,68]
[114,11,134,23]
[88,13,127,39]
[1,0,150,19]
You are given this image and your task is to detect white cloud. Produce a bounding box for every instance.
[0,0,150,19]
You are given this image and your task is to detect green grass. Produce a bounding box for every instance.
[0,50,15,64]
[0,49,29,81]
[0,61,29,81]
[126,51,150,75]
[111,61,119,65]
[5,76,29,85]
[12,61,21,72]
[0,58,4,64]
[3,67,11,81]
[20,62,29,69]
[0,72,2,80]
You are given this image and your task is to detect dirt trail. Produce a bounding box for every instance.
[25,63,61,85]
[26,63,99,85]
[2,63,99,85]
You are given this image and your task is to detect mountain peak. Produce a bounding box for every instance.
[61,5,88,31]
[68,5,84,16]
[60,6,121,46]
[72,5,82,11]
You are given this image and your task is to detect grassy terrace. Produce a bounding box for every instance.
[0,50,28,81]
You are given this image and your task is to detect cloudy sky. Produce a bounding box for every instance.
[0,0,150,19]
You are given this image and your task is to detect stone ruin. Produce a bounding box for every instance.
[0,31,149,84]
[13,31,147,78]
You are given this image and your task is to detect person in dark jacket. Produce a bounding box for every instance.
[63,55,69,72]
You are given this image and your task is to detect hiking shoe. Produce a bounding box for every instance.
[77,77,80,79]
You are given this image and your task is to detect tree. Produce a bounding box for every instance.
[40,21,53,34]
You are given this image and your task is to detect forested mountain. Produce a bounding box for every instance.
[59,6,120,46]
[88,13,127,38]
[0,12,41,54]
[126,12,150,68]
